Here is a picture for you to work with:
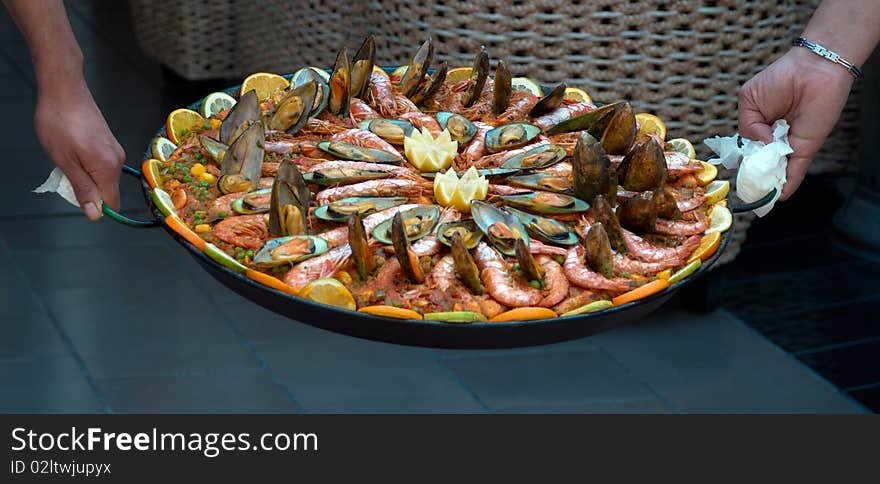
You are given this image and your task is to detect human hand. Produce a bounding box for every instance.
[34,78,125,220]
[738,47,854,200]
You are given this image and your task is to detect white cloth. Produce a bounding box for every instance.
[703,119,792,217]
[33,167,80,207]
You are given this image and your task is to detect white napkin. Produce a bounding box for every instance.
[33,167,80,207]
[703,119,793,217]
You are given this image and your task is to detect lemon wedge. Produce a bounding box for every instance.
[704,180,730,205]
[665,138,696,159]
[299,278,357,311]
[433,167,488,212]
[511,77,543,96]
[705,204,732,234]
[404,127,457,172]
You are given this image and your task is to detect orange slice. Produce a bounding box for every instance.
[165,216,206,251]
[488,307,557,322]
[240,72,290,101]
[165,108,205,144]
[612,278,670,306]
[246,269,299,296]
[359,305,423,320]
[688,232,722,263]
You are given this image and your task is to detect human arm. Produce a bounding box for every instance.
[737,0,880,200]
[3,0,125,219]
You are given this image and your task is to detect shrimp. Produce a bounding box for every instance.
[563,245,632,292]
[350,97,381,123]
[554,287,603,315]
[303,160,414,177]
[410,207,460,257]
[212,214,269,250]
[473,242,542,307]
[533,101,596,131]
[537,160,572,178]
[664,152,703,174]
[488,183,529,196]
[315,178,430,205]
[317,204,422,248]
[495,90,539,124]
[394,93,421,114]
[300,118,349,136]
[654,208,708,236]
[459,121,493,168]
[397,111,442,137]
[261,161,280,177]
[206,192,245,222]
[474,139,550,169]
[429,254,457,292]
[612,252,679,275]
[368,71,396,117]
[264,138,325,159]
[283,245,351,291]
[621,230,701,263]
[530,240,568,257]
[536,255,569,307]
[331,129,402,156]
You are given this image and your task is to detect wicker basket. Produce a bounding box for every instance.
[128,0,860,264]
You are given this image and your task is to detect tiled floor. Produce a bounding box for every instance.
[0,1,869,413]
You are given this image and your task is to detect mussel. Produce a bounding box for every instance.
[199,135,228,163]
[350,35,376,99]
[253,235,329,268]
[436,112,477,144]
[506,173,572,193]
[268,159,310,236]
[505,206,579,246]
[462,46,489,108]
[528,83,566,117]
[450,231,483,295]
[316,141,403,163]
[390,212,426,283]
[218,121,263,194]
[398,38,434,98]
[515,238,545,287]
[617,135,667,191]
[590,194,627,253]
[492,59,512,115]
[312,196,407,222]
[371,205,441,245]
[231,188,272,214]
[617,191,659,234]
[291,67,329,116]
[485,122,541,153]
[654,187,682,219]
[267,77,317,135]
[547,101,636,155]
[572,131,616,206]
[437,219,483,250]
[358,118,414,145]
[411,61,447,106]
[220,89,259,144]
[498,191,590,214]
[348,211,374,280]
[328,47,351,117]
[500,143,566,170]
[471,200,530,256]
[302,167,392,186]
[582,222,614,278]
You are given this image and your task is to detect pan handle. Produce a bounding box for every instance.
[730,188,777,214]
[101,164,161,228]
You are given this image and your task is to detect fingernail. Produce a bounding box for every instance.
[83,202,101,221]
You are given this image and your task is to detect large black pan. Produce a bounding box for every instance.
[103,72,773,349]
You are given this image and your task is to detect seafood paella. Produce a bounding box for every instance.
[144,36,732,323]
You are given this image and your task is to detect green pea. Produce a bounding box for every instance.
[554,255,565,265]
[245,249,254,258]
[183,175,192,183]
[218,211,228,218]
[529,280,541,289]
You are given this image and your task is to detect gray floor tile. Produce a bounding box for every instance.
[0,355,103,413]
[592,310,866,413]
[0,304,67,359]
[0,212,158,250]
[216,300,334,344]
[98,371,297,413]
[442,347,664,412]
[500,397,673,413]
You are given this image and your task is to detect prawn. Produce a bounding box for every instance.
[350,97,381,123]
[283,244,351,291]
[397,111,442,137]
[473,242,542,307]
[563,245,632,292]
[495,90,539,124]
[212,214,269,250]
[621,230,701,263]
[536,255,569,308]
[654,208,708,236]
[459,121,493,168]
[368,71,396,117]
[331,129,402,157]
[533,101,596,131]
[315,178,430,205]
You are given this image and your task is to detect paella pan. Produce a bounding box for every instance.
[105,36,773,348]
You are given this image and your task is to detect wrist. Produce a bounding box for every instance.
[786,46,855,85]
[33,46,85,95]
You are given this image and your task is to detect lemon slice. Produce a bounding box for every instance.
[165,108,205,144]
[151,136,177,161]
[200,92,237,118]
[511,77,543,96]
[704,180,730,205]
[688,232,722,263]
[635,112,667,141]
[563,87,592,104]
[404,128,457,172]
[433,169,459,206]
[705,204,732,234]
[299,277,357,311]
[240,72,290,101]
[665,138,695,158]
[560,300,613,317]
[391,65,409,80]
[433,167,488,212]
[446,67,473,83]
[668,259,701,285]
[695,160,718,186]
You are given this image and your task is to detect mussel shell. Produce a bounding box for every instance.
[436,112,477,144]
[471,200,530,256]
[437,220,483,249]
[231,188,272,215]
[411,61,447,106]
[500,143,566,170]
[302,167,392,186]
[317,141,403,164]
[514,238,545,285]
[313,196,408,222]
[547,101,636,154]
[528,83,566,117]
[450,232,484,295]
[618,135,667,191]
[654,187,682,219]
[498,191,590,214]
[268,160,310,236]
[357,118,414,145]
[583,223,614,278]
[492,59,512,115]
[572,131,616,205]
[462,46,489,108]
[505,206,578,246]
[218,174,256,195]
[267,79,317,135]
[590,194,627,253]
[219,121,263,194]
[506,173,572,193]
[398,38,434,98]
[485,122,541,153]
[348,211,374,280]
[617,191,658,234]
[371,205,441,245]
[291,67,329,116]
[253,235,329,268]
[546,100,617,136]
[199,135,228,163]
[328,47,351,117]
[220,89,259,144]
[390,212,426,283]
[350,35,376,99]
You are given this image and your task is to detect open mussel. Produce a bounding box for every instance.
[506,173,572,193]
[268,159,310,236]
[500,143,566,170]
[328,47,351,117]
[348,211,374,280]
[436,112,477,144]
[654,187,682,219]
[471,200,529,256]
[462,46,489,108]
[253,235,329,268]
[498,191,590,214]
[199,135,228,163]
[437,219,483,250]
[547,101,636,155]
[450,231,483,295]
[218,121,263,194]
[358,118,414,145]
[350,35,376,99]
[411,61,447,106]
[317,141,403,164]
[302,167,392,186]
[582,222,614,278]
[589,194,627,253]
[572,131,616,206]
[505,206,578,246]
[492,59,512,115]
[231,188,271,215]
[313,196,407,222]
[485,122,541,153]
[371,205,441,245]
[617,191,658,234]
[528,83,566,117]
[515,238,545,287]
[390,212,426,283]
[220,89,259,144]
[267,77,317,135]
[291,67,329,116]
[398,38,434,98]
[617,135,667,191]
